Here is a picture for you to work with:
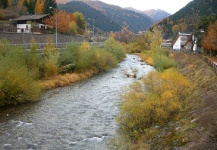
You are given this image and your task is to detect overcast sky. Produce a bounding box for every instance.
[99,0,193,14]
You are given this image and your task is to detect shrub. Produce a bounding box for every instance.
[43,37,59,78]
[90,46,118,72]
[76,44,118,72]
[59,42,80,72]
[153,54,176,71]
[104,37,126,62]
[0,45,42,106]
[117,69,190,141]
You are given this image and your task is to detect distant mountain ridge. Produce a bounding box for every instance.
[58,0,154,33]
[126,7,170,22]
[143,9,171,21]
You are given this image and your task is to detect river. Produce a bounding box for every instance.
[0,54,154,150]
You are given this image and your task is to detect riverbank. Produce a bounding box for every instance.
[171,52,217,149]
[115,51,217,149]
[0,37,126,106]
[39,69,98,90]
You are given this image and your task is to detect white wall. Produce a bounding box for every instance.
[17,24,31,33]
[173,37,181,50]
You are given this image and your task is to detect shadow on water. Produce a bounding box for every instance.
[0,54,154,150]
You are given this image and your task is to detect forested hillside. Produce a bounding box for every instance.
[58,1,154,33]
[156,0,217,39]
[58,1,121,32]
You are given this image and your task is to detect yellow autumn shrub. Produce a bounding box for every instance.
[117,69,190,141]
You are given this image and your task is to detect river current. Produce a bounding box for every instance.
[0,54,154,150]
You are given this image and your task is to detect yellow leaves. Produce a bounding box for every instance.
[117,68,190,141]
[80,41,90,52]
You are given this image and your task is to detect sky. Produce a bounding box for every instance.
[99,0,193,14]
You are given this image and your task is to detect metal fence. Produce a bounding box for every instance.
[9,42,104,50]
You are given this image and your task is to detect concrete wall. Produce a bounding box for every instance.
[0,33,88,44]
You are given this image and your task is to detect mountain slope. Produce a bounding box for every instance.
[58,1,122,32]
[58,0,154,33]
[84,1,154,33]
[156,0,217,38]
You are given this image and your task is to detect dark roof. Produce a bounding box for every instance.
[14,14,49,21]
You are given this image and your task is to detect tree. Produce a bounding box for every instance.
[43,0,56,14]
[2,0,8,8]
[202,20,217,55]
[73,11,85,35]
[35,0,43,14]
[43,10,78,34]
[150,26,163,52]
[28,0,36,14]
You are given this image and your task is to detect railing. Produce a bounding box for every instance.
[9,42,104,49]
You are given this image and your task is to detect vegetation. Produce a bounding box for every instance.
[116,69,189,147]
[114,21,217,149]
[155,0,217,39]
[202,20,217,55]
[43,10,85,35]
[0,36,126,106]
[0,40,42,106]
[58,0,153,33]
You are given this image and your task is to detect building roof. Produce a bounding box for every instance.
[14,14,49,21]
[172,32,192,46]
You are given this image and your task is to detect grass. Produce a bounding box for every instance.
[39,69,98,90]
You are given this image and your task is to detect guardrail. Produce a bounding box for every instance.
[9,42,104,49]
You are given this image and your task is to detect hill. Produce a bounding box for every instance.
[58,0,154,33]
[58,1,121,33]
[156,0,217,38]
[126,7,170,22]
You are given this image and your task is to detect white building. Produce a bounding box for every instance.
[14,14,49,33]
[173,32,192,50]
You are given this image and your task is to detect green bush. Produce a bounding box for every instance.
[59,42,80,67]
[76,45,118,72]
[153,54,176,71]
[0,46,42,106]
[104,37,126,62]
[90,46,117,72]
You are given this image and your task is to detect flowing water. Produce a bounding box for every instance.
[0,55,154,150]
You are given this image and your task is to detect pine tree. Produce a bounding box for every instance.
[43,0,56,14]
[2,0,8,8]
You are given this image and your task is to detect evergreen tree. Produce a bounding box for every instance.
[28,0,36,15]
[43,0,57,14]
[2,0,8,8]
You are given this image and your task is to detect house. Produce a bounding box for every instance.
[13,14,49,33]
[172,32,192,50]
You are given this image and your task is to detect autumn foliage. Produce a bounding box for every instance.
[117,69,190,141]
[202,20,217,54]
[43,11,85,35]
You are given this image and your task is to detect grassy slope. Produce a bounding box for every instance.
[170,52,217,149]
